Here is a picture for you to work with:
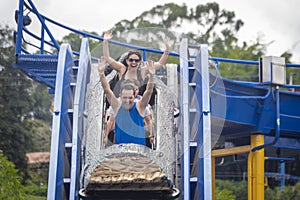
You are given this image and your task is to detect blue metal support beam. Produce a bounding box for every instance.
[15,0,25,55]
[69,38,91,199]
[180,38,191,200]
[196,45,212,200]
[47,44,75,200]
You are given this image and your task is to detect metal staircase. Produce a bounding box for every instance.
[14,54,59,92]
[179,39,212,200]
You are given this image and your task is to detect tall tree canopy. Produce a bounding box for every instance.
[108,3,296,81]
[107,2,268,80]
[59,30,100,53]
[0,25,52,180]
[113,2,244,45]
[0,25,33,178]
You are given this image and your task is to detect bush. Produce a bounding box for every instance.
[215,188,235,200]
[24,184,47,197]
[216,179,247,200]
[0,150,26,200]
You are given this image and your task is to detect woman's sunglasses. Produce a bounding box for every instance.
[128,58,140,62]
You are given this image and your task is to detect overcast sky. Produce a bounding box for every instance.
[2,0,300,62]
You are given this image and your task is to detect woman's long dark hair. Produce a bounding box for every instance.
[121,51,142,67]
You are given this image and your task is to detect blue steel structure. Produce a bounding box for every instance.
[13,0,300,199]
[47,43,77,199]
[179,40,212,200]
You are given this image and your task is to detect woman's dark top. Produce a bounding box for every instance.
[109,66,157,106]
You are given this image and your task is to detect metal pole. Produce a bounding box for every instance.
[251,135,265,200]
[180,38,190,200]
[279,162,285,191]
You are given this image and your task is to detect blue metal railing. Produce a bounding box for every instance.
[17,0,179,60]
[210,57,300,68]
[210,57,300,88]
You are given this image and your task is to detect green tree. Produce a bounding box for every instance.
[30,83,53,123]
[211,37,266,81]
[112,2,243,46]
[27,119,51,152]
[215,188,235,200]
[105,2,272,81]
[0,25,53,179]
[265,183,300,200]
[276,183,300,200]
[265,187,277,200]
[0,25,34,180]
[216,180,247,200]
[59,30,100,53]
[92,2,293,82]
[0,150,26,200]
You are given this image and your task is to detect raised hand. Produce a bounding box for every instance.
[164,37,170,51]
[146,60,155,75]
[98,56,108,74]
[103,30,113,40]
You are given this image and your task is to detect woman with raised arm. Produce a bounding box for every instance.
[102,29,170,104]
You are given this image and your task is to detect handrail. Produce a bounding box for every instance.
[25,0,60,49]
[210,87,271,99]
[210,57,258,65]
[21,0,179,58]
[210,57,300,68]
[23,27,57,49]
[210,57,300,88]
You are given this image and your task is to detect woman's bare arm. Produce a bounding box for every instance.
[154,37,170,70]
[103,30,126,74]
[98,57,120,109]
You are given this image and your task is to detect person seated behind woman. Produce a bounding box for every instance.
[99,56,155,146]
[104,79,154,147]
[103,29,170,106]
